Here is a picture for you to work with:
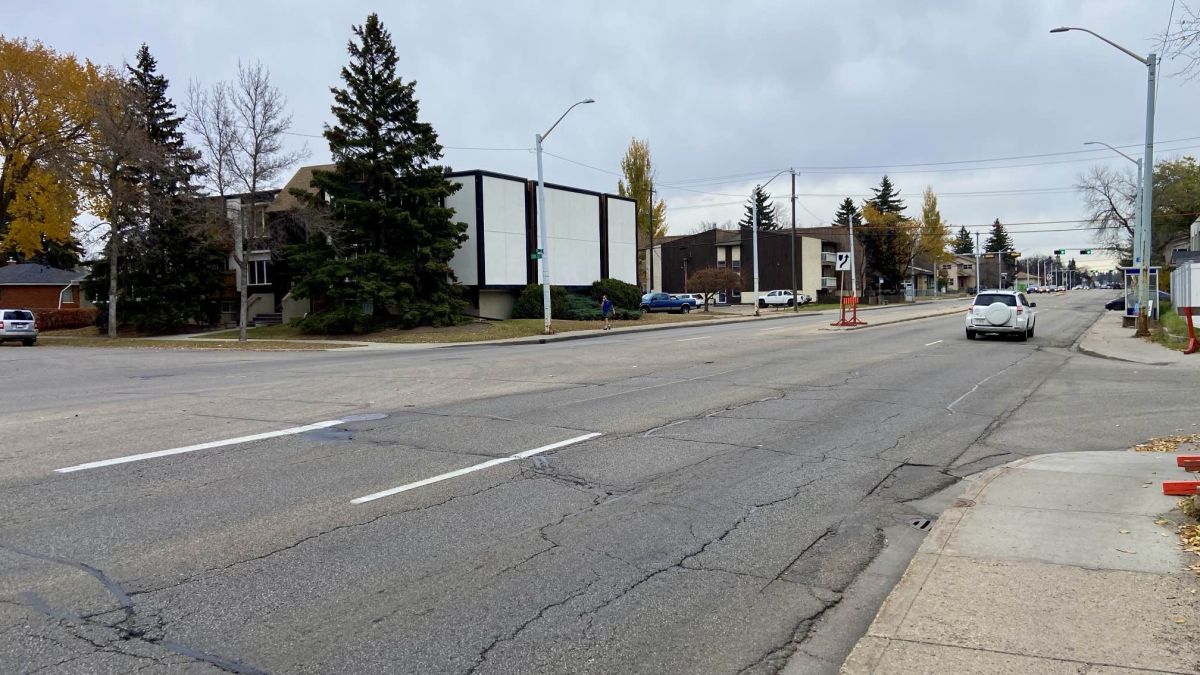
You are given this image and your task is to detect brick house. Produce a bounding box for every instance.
[0,263,87,309]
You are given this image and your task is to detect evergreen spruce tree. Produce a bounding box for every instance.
[290,14,466,329]
[858,175,913,291]
[984,218,1013,252]
[738,186,779,230]
[833,197,860,226]
[867,174,905,214]
[952,226,974,254]
[89,45,223,331]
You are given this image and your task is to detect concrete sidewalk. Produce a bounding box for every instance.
[841,451,1199,674]
[1078,311,1199,368]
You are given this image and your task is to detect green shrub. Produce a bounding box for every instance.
[612,308,641,321]
[591,278,642,310]
[562,293,602,320]
[292,307,376,334]
[513,284,570,319]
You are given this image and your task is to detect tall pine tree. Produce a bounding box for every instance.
[984,218,1013,252]
[290,14,466,329]
[738,186,779,230]
[952,226,974,254]
[833,197,859,226]
[88,45,224,331]
[858,175,915,291]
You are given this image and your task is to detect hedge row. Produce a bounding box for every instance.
[33,308,100,330]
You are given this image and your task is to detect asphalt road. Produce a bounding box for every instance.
[2,293,1195,674]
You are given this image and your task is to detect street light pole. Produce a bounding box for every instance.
[1053,26,1156,334]
[751,168,791,316]
[534,98,595,335]
[790,169,798,313]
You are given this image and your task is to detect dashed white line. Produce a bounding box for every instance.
[676,336,711,342]
[351,432,602,504]
[54,420,346,473]
[925,340,944,346]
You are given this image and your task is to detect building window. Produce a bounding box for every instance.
[249,259,270,286]
[717,260,726,269]
[59,287,76,305]
[220,300,235,315]
[731,260,741,270]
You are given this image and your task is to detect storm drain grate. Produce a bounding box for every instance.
[909,517,934,532]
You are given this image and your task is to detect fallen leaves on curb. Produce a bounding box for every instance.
[1177,511,1200,576]
[1134,433,1200,452]
[1116,548,1137,554]
[1119,529,1131,534]
[1170,616,1188,624]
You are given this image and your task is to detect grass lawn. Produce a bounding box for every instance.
[203,310,738,344]
[1152,304,1192,350]
[35,330,352,350]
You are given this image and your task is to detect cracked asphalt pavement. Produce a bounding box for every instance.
[2,293,1195,674]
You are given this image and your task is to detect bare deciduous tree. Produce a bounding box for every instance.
[1075,164,1137,257]
[1163,2,1200,78]
[79,72,154,338]
[189,61,307,341]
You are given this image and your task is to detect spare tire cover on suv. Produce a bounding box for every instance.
[984,302,1013,326]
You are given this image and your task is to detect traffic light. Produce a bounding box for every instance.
[1053,249,1066,255]
[1079,249,1092,255]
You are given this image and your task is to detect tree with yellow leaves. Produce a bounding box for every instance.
[916,186,952,291]
[617,138,667,288]
[0,36,98,258]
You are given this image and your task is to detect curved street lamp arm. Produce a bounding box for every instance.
[1084,141,1138,165]
[540,98,596,142]
[1050,26,1148,64]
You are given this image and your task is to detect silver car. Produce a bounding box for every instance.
[965,291,1036,341]
[0,309,38,346]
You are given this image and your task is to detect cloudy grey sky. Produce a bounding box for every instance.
[9,1,1197,269]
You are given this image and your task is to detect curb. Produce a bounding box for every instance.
[1072,311,1175,366]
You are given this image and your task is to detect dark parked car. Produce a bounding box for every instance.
[1105,291,1170,311]
[640,292,693,314]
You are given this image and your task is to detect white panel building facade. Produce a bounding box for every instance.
[445,170,637,319]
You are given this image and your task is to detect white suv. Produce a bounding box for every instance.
[0,309,38,346]
[965,291,1036,341]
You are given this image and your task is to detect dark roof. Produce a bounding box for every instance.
[0,263,83,286]
[1171,250,1200,265]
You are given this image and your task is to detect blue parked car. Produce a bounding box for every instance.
[640,292,693,314]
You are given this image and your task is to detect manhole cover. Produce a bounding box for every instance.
[301,429,354,442]
[909,517,933,532]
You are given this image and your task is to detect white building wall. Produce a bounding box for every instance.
[445,177,478,286]
[544,187,600,286]
[607,199,637,285]
[481,176,527,286]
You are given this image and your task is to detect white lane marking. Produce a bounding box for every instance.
[759,325,793,332]
[676,336,711,342]
[55,420,345,473]
[351,432,602,504]
[925,340,944,346]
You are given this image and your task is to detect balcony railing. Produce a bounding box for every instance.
[821,251,837,264]
[821,277,837,288]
